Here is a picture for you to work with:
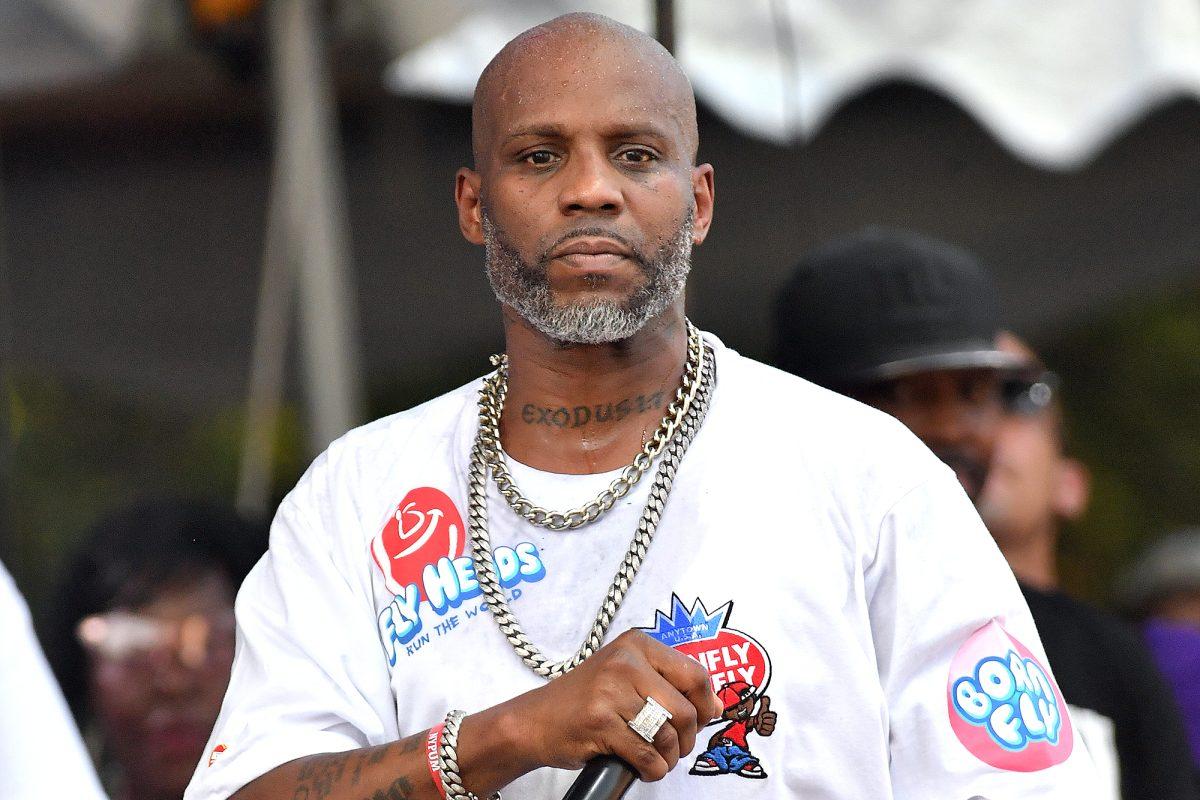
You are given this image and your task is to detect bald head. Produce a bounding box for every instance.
[471,12,698,168]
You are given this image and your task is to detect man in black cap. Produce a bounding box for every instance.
[774,225,1199,800]
[773,226,1028,502]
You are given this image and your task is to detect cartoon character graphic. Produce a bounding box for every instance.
[637,595,780,781]
[689,681,777,778]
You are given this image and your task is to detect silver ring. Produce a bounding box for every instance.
[627,696,673,743]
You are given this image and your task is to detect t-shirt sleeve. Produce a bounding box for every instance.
[184,494,399,800]
[866,469,1101,799]
[0,561,109,800]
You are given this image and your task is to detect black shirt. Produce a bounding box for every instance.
[1022,583,1199,800]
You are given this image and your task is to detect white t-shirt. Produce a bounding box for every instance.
[186,336,1099,799]
[0,560,109,800]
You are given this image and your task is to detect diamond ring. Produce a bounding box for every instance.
[627,696,673,743]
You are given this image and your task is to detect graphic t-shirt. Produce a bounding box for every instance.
[185,335,1100,799]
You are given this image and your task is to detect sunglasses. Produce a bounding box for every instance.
[77,609,235,670]
[1002,371,1059,416]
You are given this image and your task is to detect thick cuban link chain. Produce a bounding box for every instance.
[466,335,715,679]
[479,320,705,531]
[437,709,501,800]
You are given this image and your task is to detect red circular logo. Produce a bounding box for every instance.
[674,628,771,708]
[370,487,466,596]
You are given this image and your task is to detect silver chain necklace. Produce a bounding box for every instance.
[466,323,715,678]
[482,321,705,531]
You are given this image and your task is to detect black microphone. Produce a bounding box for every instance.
[560,756,637,800]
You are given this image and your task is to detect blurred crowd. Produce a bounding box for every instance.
[2,227,1198,799]
[2,502,266,800]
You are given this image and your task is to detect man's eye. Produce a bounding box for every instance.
[959,375,1000,404]
[617,148,656,164]
[524,150,556,166]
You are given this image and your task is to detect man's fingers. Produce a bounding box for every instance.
[650,713,682,772]
[606,710,671,782]
[569,631,719,781]
[634,675,700,759]
[638,633,721,723]
[699,686,722,722]
[758,695,771,714]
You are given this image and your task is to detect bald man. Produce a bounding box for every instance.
[186,14,1098,800]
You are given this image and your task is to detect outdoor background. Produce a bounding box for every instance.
[2,0,1198,618]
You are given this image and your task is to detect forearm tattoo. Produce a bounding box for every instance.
[288,733,423,800]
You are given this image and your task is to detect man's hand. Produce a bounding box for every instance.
[232,630,721,800]
[482,629,723,783]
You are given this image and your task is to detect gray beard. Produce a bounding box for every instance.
[482,211,694,344]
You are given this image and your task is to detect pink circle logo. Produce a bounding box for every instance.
[947,620,1073,771]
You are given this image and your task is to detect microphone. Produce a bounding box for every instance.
[560,756,637,800]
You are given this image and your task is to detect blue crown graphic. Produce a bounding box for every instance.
[644,595,732,646]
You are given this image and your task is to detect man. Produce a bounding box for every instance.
[187,16,1096,800]
[774,226,1197,800]
[976,334,1089,591]
[978,336,1198,799]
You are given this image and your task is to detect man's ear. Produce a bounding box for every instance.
[690,163,715,246]
[455,167,484,245]
[1052,457,1091,521]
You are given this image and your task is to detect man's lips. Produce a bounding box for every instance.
[549,237,633,270]
[555,252,630,269]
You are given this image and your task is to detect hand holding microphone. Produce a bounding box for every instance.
[483,629,720,794]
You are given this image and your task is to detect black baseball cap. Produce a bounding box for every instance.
[773,226,1032,389]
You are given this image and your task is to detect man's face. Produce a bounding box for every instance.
[855,368,1006,501]
[456,28,713,342]
[976,411,1063,544]
[85,571,236,799]
[480,209,694,344]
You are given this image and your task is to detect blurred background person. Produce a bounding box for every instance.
[1119,528,1200,779]
[1,557,108,800]
[975,332,1199,796]
[772,225,1198,800]
[46,500,267,800]
[976,333,1090,590]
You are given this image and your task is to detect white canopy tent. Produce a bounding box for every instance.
[0,0,158,93]
[7,0,1200,169]
[384,0,1200,170]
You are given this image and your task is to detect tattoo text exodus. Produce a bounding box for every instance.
[521,391,666,428]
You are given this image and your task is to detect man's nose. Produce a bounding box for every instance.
[557,150,623,215]
[150,653,204,696]
[918,395,998,447]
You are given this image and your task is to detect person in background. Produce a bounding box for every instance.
[1,557,108,800]
[974,332,1199,795]
[976,333,1090,590]
[47,500,267,800]
[773,225,1199,800]
[1119,527,1200,778]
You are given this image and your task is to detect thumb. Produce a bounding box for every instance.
[758,695,771,714]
